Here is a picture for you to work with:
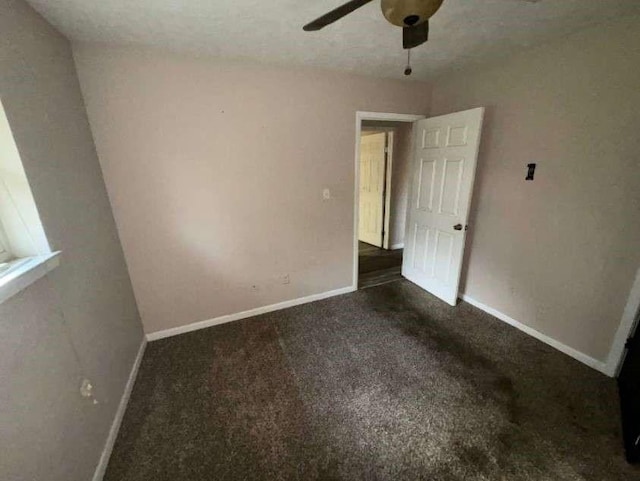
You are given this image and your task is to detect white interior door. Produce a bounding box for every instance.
[402,108,485,306]
[359,132,387,247]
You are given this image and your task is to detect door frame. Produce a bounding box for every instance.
[382,130,394,250]
[352,111,425,289]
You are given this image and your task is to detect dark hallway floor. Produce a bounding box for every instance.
[105,281,638,481]
[358,241,403,289]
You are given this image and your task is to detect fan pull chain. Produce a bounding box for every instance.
[404,49,412,76]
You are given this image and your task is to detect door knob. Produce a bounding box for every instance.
[453,224,463,231]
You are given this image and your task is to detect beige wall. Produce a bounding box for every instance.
[389,123,412,248]
[73,44,431,334]
[430,15,640,362]
[0,1,143,480]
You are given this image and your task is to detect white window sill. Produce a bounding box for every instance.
[0,252,61,305]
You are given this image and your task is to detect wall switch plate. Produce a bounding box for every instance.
[80,378,94,398]
[80,378,99,404]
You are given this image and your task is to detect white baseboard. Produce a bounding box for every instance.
[92,338,147,481]
[391,243,404,250]
[146,285,357,341]
[460,294,609,376]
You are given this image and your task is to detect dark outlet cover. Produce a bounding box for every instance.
[526,163,536,181]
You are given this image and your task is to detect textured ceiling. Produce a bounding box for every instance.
[26,0,640,80]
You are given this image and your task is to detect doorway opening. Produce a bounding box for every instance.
[354,109,485,302]
[618,305,640,463]
[354,112,424,289]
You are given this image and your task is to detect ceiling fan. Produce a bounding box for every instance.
[303,0,445,50]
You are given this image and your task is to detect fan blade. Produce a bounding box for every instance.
[403,21,429,49]
[303,0,374,31]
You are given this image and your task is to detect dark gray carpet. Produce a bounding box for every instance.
[105,281,639,480]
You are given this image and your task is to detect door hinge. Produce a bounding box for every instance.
[625,337,635,350]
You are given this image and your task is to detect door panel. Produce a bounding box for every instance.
[439,158,464,215]
[359,132,387,247]
[434,230,454,284]
[417,159,436,212]
[402,108,485,306]
[411,224,431,273]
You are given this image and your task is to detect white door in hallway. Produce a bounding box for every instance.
[402,108,485,306]
[359,132,387,247]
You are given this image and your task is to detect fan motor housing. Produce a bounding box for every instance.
[381,0,444,27]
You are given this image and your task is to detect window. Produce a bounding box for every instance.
[0,97,58,302]
[0,221,11,263]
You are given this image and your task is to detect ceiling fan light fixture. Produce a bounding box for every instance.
[381,0,445,27]
[303,0,445,56]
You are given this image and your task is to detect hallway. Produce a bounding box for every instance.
[358,242,403,289]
